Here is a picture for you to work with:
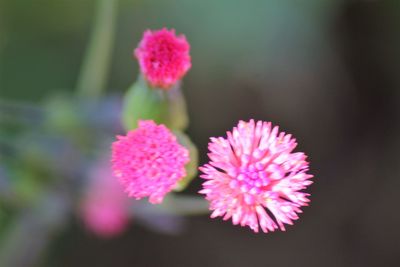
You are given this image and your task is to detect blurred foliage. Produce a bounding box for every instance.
[0,0,345,100]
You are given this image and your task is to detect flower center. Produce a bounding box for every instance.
[228,162,286,205]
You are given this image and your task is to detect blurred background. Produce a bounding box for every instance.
[1,0,400,266]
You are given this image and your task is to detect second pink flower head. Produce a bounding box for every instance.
[112,120,189,204]
[134,28,191,89]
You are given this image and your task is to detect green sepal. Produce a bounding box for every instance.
[163,84,189,131]
[173,131,198,191]
[122,77,168,131]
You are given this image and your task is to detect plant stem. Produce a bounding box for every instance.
[132,195,210,216]
[76,0,118,99]
[162,194,210,215]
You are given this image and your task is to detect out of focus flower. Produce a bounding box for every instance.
[134,28,191,89]
[81,160,129,238]
[112,120,189,204]
[199,120,313,233]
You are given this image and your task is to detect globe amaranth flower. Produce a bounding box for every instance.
[112,120,190,204]
[81,159,129,238]
[134,28,191,89]
[199,120,313,233]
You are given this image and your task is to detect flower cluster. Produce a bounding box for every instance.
[199,120,313,233]
[111,28,314,235]
[112,120,189,204]
[135,28,191,89]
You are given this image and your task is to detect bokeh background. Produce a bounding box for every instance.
[1,0,400,266]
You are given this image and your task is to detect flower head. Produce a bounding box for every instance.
[134,28,191,89]
[112,120,189,204]
[81,160,129,238]
[199,120,313,233]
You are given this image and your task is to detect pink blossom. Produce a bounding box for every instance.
[134,28,191,89]
[81,160,129,238]
[199,120,313,233]
[112,120,189,204]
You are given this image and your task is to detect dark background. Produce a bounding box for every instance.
[1,0,400,266]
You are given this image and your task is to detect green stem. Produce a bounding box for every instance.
[131,195,210,217]
[76,0,118,99]
[158,194,210,216]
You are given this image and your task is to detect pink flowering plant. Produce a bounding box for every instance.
[0,1,313,266]
[113,25,313,233]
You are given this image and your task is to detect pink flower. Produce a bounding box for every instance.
[199,120,313,233]
[134,28,191,89]
[112,120,189,204]
[81,160,129,238]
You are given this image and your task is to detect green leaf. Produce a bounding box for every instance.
[173,131,199,191]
